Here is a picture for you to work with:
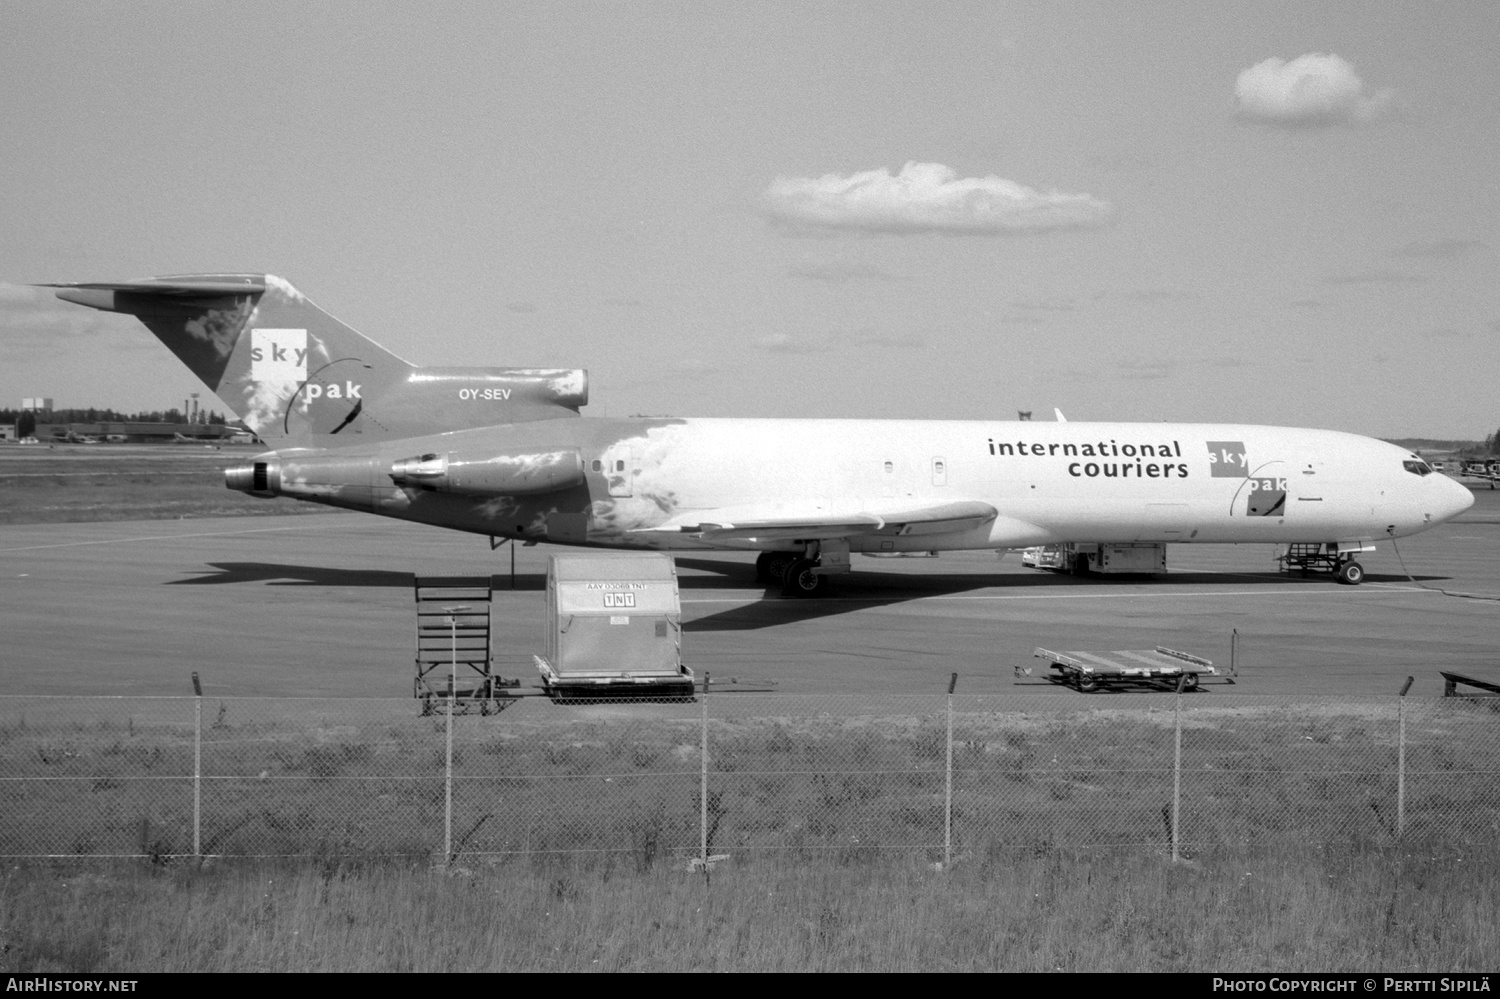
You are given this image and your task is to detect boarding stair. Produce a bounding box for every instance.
[413,576,518,714]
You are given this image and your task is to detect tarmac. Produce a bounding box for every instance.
[2,488,1497,699]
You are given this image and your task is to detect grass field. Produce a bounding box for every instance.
[0,445,333,524]
[2,845,1496,972]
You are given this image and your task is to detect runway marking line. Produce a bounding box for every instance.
[679,586,1431,605]
[0,521,355,553]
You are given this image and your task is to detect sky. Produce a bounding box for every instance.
[1,0,1496,438]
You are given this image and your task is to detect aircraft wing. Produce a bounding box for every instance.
[639,499,999,542]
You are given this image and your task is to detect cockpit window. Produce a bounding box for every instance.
[1403,460,1432,477]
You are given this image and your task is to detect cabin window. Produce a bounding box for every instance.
[1402,460,1432,477]
[591,459,602,472]
[883,461,894,473]
[616,460,626,473]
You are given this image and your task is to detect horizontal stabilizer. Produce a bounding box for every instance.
[41,276,268,311]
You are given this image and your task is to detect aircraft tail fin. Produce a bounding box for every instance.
[49,274,589,443]
[45,274,416,442]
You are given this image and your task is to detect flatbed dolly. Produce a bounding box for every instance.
[1276,542,1375,585]
[532,655,696,701]
[1029,646,1221,693]
[1439,671,1500,699]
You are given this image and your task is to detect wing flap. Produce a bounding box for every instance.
[638,499,999,542]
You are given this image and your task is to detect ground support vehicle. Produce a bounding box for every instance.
[1276,542,1374,585]
[1030,645,1219,693]
[1020,542,1166,576]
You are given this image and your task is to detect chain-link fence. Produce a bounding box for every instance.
[1,691,1496,862]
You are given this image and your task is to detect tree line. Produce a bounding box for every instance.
[2,408,230,437]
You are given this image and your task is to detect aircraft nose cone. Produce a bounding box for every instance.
[1436,473,1475,524]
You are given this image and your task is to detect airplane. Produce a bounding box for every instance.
[1453,460,1499,489]
[53,430,99,444]
[46,273,1475,593]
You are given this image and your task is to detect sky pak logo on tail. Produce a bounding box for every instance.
[247,328,363,433]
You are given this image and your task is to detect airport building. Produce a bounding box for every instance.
[33,421,258,444]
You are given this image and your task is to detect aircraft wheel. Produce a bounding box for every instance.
[757,551,798,586]
[781,558,828,597]
[1336,560,1365,585]
[1182,673,1199,691]
[1076,674,1099,693]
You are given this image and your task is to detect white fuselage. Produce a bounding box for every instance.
[576,420,1474,552]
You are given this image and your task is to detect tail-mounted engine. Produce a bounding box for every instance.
[388,448,585,495]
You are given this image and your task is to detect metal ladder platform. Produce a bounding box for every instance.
[413,575,519,714]
[1028,646,1221,693]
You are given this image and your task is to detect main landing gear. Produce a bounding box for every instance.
[755,551,799,586]
[755,550,831,597]
[1335,559,1365,585]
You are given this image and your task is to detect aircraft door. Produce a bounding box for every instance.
[603,444,634,497]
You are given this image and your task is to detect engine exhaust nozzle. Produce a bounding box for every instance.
[225,457,280,496]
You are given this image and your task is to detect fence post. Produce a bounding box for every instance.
[1397,697,1405,840]
[443,605,471,865]
[191,672,202,859]
[945,672,956,869]
[1172,674,1184,863]
[700,671,710,871]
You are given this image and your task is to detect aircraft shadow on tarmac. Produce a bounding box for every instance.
[168,562,459,588]
[671,557,1449,632]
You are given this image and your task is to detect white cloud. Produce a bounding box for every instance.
[1392,238,1486,260]
[762,162,1111,235]
[787,261,905,284]
[1235,53,1392,126]
[756,332,829,354]
[1324,270,1426,286]
[1116,358,1175,381]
